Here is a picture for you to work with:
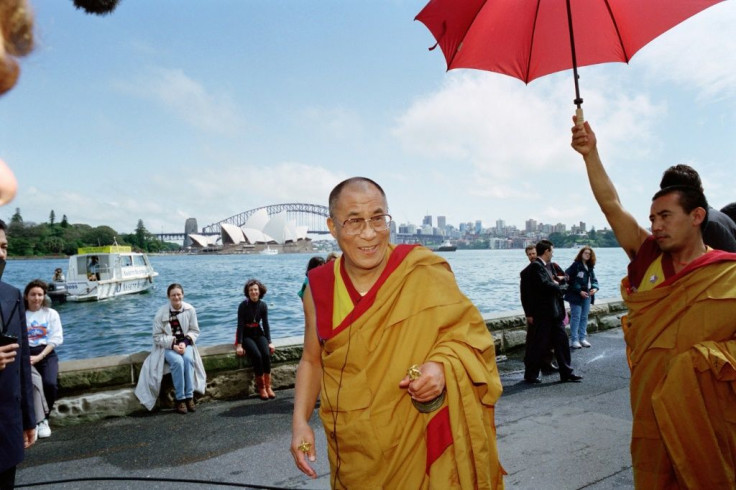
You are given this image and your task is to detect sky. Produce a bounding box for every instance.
[1,0,735,236]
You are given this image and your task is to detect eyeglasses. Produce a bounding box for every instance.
[336,214,392,236]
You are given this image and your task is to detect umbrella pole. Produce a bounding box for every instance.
[566,0,584,126]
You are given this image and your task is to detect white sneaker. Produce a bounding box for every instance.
[580,339,592,348]
[37,419,51,438]
[571,341,582,349]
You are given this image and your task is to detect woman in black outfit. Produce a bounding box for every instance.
[235,279,275,400]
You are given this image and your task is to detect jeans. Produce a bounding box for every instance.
[569,296,592,343]
[30,346,59,412]
[165,346,194,401]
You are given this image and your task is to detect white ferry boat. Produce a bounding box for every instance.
[47,245,158,302]
[259,246,278,255]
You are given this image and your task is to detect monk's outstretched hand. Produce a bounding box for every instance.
[399,361,445,403]
[290,425,318,478]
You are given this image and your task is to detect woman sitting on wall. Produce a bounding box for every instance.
[135,283,206,414]
[24,279,63,439]
[235,279,275,400]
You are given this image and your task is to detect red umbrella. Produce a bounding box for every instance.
[415,0,724,123]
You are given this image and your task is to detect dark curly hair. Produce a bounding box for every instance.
[244,279,267,299]
[573,246,596,267]
[23,278,47,308]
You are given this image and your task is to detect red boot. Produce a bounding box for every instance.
[256,375,269,400]
[264,373,276,399]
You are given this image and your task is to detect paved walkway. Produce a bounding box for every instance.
[16,328,633,489]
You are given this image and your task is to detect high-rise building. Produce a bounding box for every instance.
[475,220,482,234]
[525,219,537,233]
[184,218,198,247]
[437,216,446,231]
[423,215,433,227]
[579,221,587,233]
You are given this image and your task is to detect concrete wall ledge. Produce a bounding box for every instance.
[51,301,626,426]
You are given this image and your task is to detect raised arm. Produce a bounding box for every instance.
[571,117,649,259]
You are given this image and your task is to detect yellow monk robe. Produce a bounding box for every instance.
[621,246,736,489]
[309,244,505,489]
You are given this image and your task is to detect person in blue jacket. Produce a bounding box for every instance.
[565,246,599,349]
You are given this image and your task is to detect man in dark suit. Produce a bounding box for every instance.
[520,240,582,384]
[521,245,559,374]
[0,219,36,488]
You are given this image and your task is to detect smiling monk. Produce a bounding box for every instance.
[572,118,736,488]
[290,177,505,489]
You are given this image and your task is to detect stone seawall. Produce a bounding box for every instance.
[50,299,627,426]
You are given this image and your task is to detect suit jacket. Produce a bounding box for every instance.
[0,281,35,471]
[520,258,565,322]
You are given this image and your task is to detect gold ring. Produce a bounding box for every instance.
[298,441,312,453]
[407,364,422,380]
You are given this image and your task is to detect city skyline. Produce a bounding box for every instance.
[1,2,734,236]
[396,214,594,236]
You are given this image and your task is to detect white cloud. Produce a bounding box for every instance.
[115,67,246,136]
[392,71,666,182]
[637,2,736,101]
[13,159,344,234]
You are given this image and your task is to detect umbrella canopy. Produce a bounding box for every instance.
[416,0,724,111]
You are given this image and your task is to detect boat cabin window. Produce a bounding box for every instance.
[133,255,146,267]
[78,255,110,281]
[120,255,132,267]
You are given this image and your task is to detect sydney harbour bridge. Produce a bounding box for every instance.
[155,203,331,243]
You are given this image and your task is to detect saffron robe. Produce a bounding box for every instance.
[309,245,505,489]
[621,250,736,489]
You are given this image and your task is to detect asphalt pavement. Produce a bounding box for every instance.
[16,328,633,490]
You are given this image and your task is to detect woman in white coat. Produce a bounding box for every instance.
[135,283,206,414]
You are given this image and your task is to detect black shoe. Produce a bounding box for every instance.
[524,377,542,384]
[561,374,583,383]
[541,364,559,374]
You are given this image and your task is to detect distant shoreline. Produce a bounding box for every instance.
[6,246,622,261]
[7,255,67,261]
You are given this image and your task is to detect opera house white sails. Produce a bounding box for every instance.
[188,209,310,252]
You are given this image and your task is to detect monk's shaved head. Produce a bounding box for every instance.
[328,177,387,218]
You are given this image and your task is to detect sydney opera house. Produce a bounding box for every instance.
[187,209,312,253]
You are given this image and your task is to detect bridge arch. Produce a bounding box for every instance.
[201,203,330,235]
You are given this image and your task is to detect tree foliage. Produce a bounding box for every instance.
[548,229,619,249]
[11,208,22,224]
[4,212,180,257]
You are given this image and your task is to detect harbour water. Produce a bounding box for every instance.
[5,247,628,361]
